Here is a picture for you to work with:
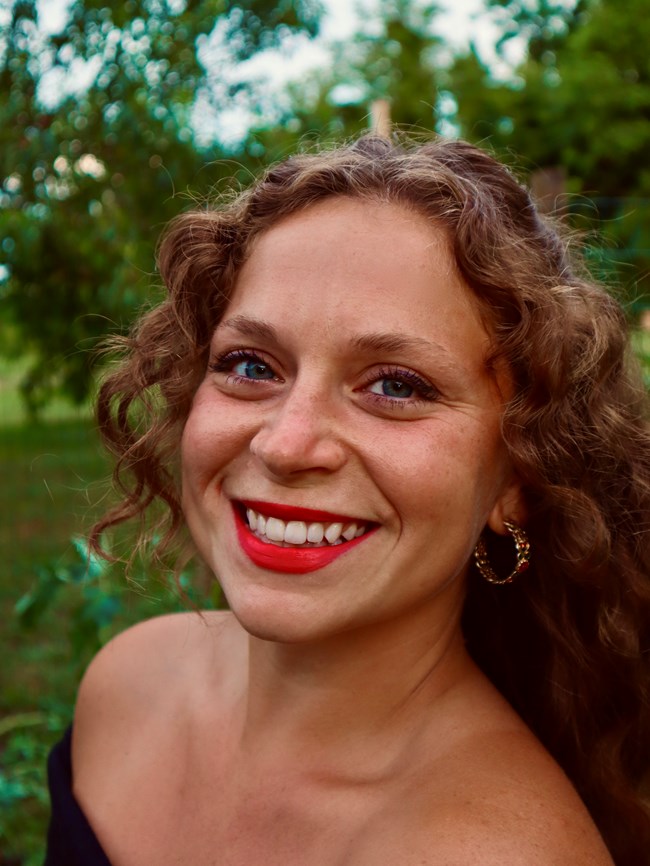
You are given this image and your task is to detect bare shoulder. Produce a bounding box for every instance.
[72,609,242,775]
[391,727,614,866]
[356,680,614,866]
[76,609,236,694]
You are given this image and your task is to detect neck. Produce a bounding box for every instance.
[236,594,474,774]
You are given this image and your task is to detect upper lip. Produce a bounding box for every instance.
[238,499,372,524]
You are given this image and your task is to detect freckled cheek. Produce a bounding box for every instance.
[181,403,257,492]
[179,425,206,514]
[371,425,501,520]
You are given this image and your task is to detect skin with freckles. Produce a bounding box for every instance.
[71,199,614,865]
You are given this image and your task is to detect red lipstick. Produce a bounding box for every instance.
[240,500,361,524]
[233,504,375,575]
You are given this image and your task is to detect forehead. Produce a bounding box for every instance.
[225,198,491,366]
[242,196,459,288]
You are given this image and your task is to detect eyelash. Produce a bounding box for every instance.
[208,350,440,407]
[361,366,440,407]
[208,349,278,384]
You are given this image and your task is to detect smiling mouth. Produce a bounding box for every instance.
[243,504,369,548]
[233,500,377,574]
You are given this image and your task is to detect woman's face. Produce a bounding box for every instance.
[181,197,521,643]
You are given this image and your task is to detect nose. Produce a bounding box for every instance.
[249,388,347,478]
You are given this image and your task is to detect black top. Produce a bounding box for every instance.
[45,726,112,866]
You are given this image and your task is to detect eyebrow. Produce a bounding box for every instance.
[218,315,278,344]
[217,314,466,373]
[351,331,453,359]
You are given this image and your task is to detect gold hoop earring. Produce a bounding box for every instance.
[473,520,530,585]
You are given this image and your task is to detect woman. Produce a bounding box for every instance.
[46,136,650,865]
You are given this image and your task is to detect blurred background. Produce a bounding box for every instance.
[1,0,649,860]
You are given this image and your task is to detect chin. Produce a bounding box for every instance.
[221,582,347,645]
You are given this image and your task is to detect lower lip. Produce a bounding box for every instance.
[233,507,374,574]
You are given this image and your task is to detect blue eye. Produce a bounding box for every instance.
[363,366,440,407]
[209,350,278,382]
[369,378,414,399]
[232,357,275,380]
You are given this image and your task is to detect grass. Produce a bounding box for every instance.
[0,412,103,861]
[0,355,92,428]
[0,367,215,864]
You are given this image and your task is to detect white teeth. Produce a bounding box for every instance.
[324,522,343,544]
[265,517,285,542]
[243,507,369,547]
[285,521,307,545]
[307,523,324,544]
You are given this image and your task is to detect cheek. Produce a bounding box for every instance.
[180,409,207,479]
[180,402,226,500]
[180,393,257,489]
[366,417,505,520]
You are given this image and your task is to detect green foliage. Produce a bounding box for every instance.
[0,709,67,865]
[3,524,222,861]
[487,0,591,60]
[244,1,451,164]
[0,0,321,413]
[15,535,120,652]
[15,532,219,666]
[449,0,650,304]
[328,1,446,130]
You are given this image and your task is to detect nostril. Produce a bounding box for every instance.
[249,420,347,476]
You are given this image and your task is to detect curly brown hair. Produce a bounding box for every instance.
[91,135,650,863]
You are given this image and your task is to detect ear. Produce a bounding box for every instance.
[486,477,527,536]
